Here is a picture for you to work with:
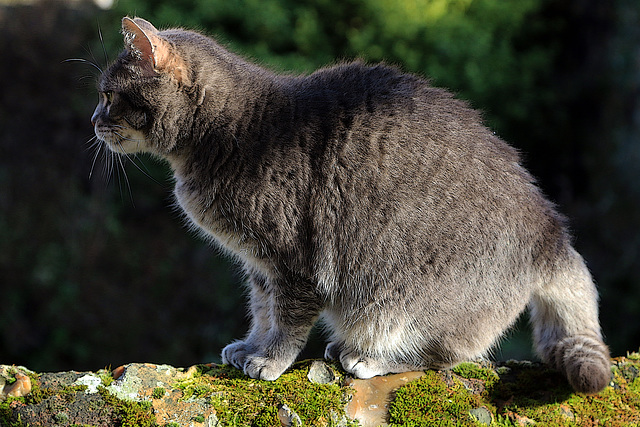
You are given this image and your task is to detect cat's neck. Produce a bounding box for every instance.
[165,44,286,174]
[164,54,293,179]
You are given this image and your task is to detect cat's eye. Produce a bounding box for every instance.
[102,91,114,105]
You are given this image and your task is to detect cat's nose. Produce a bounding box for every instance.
[91,105,101,126]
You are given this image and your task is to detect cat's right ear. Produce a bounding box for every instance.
[121,17,191,85]
[122,17,156,71]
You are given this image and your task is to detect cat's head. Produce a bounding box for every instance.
[91,17,194,156]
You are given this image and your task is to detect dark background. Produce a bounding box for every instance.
[1,0,638,372]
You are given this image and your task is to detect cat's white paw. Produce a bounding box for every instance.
[221,340,253,370]
[338,349,390,379]
[243,354,290,381]
[324,341,342,360]
[222,340,292,380]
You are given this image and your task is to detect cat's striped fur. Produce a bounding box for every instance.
[90,17,610,394]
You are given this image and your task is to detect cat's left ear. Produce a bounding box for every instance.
[121,17,190,85]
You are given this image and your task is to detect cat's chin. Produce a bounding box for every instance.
[104,140,145,154]
[95,127,149,154]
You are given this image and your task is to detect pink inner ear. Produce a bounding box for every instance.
[122,17,156,67]
[121,17,189,85]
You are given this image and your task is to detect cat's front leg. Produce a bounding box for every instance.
[221,274,272,371]
[238,325,313,380]
[222,274,322,381]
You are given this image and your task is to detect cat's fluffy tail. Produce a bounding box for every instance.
[529,248,611,394]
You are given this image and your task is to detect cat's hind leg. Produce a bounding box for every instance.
[322,309,428,378]
[529,248,610,394]
[323,313,433,379]
[325,340,423,378]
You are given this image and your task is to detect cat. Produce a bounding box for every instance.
[91,16,611,394]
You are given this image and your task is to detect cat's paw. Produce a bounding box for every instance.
[333,348,391,379]
[324,341,342,360]
[243,354,290,381]
[222,341,292,381]
[221,340,254,370]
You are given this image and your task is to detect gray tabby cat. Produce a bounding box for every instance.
[91,17,611,394]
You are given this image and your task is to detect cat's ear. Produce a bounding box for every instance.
[130,17,158,35]
[121,17,190,85]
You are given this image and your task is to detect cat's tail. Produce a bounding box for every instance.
[529,247,611,394]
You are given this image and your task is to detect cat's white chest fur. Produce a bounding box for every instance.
[173,176,273,275]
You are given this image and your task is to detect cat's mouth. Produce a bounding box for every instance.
[94,124,148,154]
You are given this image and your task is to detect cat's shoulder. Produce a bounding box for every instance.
[291,61,432,102]
[306,60,418,83]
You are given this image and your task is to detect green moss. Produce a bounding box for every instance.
[452,362,500,389]
[0,369,25,426]
[97,368,115,387]
[30,384,88,406]
[253,405,280,426]
[388,370,481,426]
[0,410,27,427]
[4,356,640,426]
[0,398,18,427]
[501,359,640,425]
[0,367,189,427]
[0,367,90,427]
[388,357,640,426]
[626,351,640,361]
[97,387,158,427]
[495,366,511,376]
[175,360,356,426]
[54,411,70,423]
[151,387,166,399]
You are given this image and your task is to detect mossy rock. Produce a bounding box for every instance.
[387,354,640,426]
[1,354,640,426]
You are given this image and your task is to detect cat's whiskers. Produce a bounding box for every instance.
[113,141,135,205]
[63,58,103,74]
[85,134,100,150]
[85,135,102,180]
[110,130,164,186]
[78,74,98,83]
[97,24,109,69]
[102,143,115,184]
[82,41,106,73]
[87,134,119,185]
[86,130,133,201]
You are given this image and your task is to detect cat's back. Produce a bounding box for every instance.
[291,61,431,116]
[290,62,518,165]
[291,62,565,279]
[288,62,522,195]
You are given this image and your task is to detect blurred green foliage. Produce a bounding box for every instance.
[0,0,638,372]
[104,0,551,135]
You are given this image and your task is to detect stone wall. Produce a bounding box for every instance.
[2,355,639,426]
